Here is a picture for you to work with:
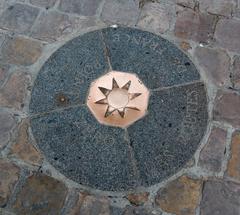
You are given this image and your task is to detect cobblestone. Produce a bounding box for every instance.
[0,111,16,149]
[232,56,240,90]
[215,18,240,53]
[195,46,230,86]
[199,0,236,17]
[58,0,103,16]
[10,120,43,166]
[233,8,240,18]
[101,0,139,26]
[0,3,39,34]
[66,192,85,215]
[200,180,240,215]
[137,2,174,34]
[155,175,202,215]
[198,127,227,172]
[177,0,196,9]
[0,71,30,110]
[213,90,240,128]
[0,33,6,47]
[67,193,111,215]
[0,159,20,207]
[13,174,68,215]
[127,192,149,206]
[29,0,57,9]
[1,36,42,66]
[174,9,216,43]
[31,11,98,42]
[0,64,9,87]
[226,131,240,181]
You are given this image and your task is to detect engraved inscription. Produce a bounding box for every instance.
[178,91,199,144]
[112,33,166,54]
[185,90,198,124]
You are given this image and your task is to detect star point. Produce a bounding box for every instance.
[95,78,141,118]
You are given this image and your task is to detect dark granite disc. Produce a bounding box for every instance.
[29,27,208,191]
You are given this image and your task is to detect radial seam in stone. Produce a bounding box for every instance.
[101,27,201,90]
[29,103,87,118]
[124,128,141,185]
[151,80,203,92]
[127,81,208,186]
[100,30,112,71]
[29,30,109,115]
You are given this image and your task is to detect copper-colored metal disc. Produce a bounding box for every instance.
[87,71,150,128]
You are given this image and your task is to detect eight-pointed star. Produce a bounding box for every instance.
[95,78,142,118]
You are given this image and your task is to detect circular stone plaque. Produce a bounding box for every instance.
[29,27,208,191]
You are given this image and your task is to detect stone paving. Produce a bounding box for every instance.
[0,0,239,215]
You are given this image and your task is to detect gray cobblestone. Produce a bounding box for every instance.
[101,0,140,26]
[1,36,42,66]
[29,0,57,9]
[194,46,231,87]
[0,70,30,110]
[31,11,100,42]
[137,2,175,34]
[215,18,240,53]
[213,90,240,128]
[176,0,196,9]
[232,56,240,90]
[199,0,236,16]
[200,180,240,215]
[0,111,16,150]
[174,8,217,43]
[0,64,10,87]
[0,3,39,34]
[58,0,103,16]
[198,127,227,173]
